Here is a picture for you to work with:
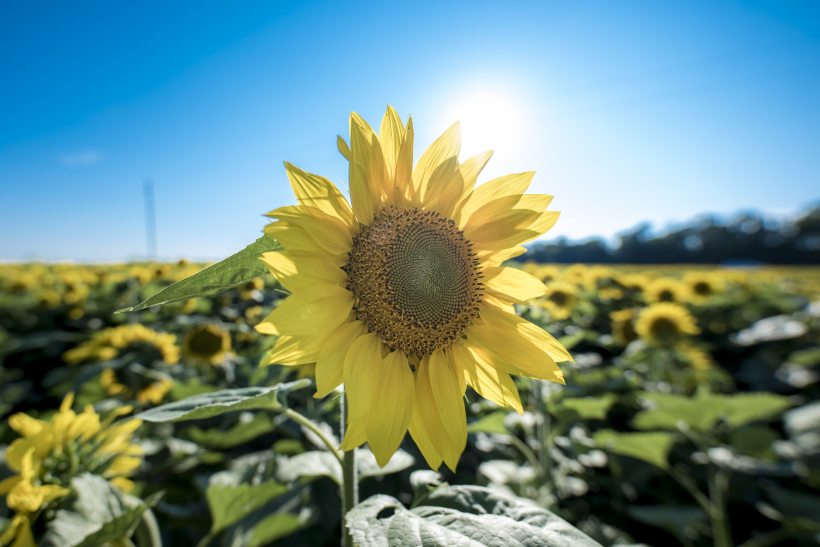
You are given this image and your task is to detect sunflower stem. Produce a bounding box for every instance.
[282,408,343,465]
[341,393,357,547]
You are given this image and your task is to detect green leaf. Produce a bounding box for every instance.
[347,486,601,547]
[786,346,820,366]
[593,430,676,470]
[169,378,219,401]
[358,448,415,480]
[632,389,726,432]
[276,451,342,485]
[116,235,281,313]
[206,480,289,533]
[626,505,707,545]
[40,474,147,547]
[467,410,510,435]
[134,380,310,422]
[722,392,791,428]
[560,395,618,420]
[188,414,276,449]
[729,426,780,460]
[248,513,305,547]
[760,481,820,529]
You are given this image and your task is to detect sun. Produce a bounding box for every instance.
[442,89,524,160]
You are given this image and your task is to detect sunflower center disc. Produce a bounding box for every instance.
[346,206,482,356]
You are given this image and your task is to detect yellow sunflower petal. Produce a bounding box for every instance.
[350,113,386,222]
[526,211,560,238]
[412,122,461,203]
[463,194,553,244]
[461,341,523,414]
[284,162,356,230]
[10,515,34,547]
[263,222,347,266]
[481,293,516,314]
[425,159,466,218]
[39,484,70,503]
[7,414,45,438]
[454,171,534,226]
[408,375,443,471]
[475,245,527,267]
[481,307,573,364]
[458,150,493,197]
[109,477,135,493]
[366,350,415,467]
[255,285,353,338]
[392,116,415,206]
[261,335,324,367]
[259,250,347,292]
[0,475,21,496]
[340,416,368,451]
[467,318,563,383]
[483,266,546,304]
[379,105,405,189]
[429,350,467,465]
[337,135,351,161]
[415,355,460,471]
[265,205,353,256]
[314,321,367,398]
[343,333,383,423]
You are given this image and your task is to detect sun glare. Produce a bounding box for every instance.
[443,89,525,160]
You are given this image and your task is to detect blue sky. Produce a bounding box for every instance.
[1,0,818,261]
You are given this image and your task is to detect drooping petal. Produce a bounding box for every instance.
[314,321,367,398]
[429,350,467,463]
[460,340,523,414]
[340,416,368,451]
[7,414,45,438]
[483,266,546,304]
[263,222,348,266]
[379,105,405,190]
[261,334,325,367]
[467,318,563,383]
[255,285,353,338]
[343,333,383,423]
[266,205,353,256]
[284,162,356,232]
[454,171,534,226]
[480,306,573,364]
[411,122,461,203]
[366,350,415,467]
[259,250,347,292]
[415,355,460,471]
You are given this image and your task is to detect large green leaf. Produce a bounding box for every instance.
[206,480,289,533]
[467,411,510,435]
[626,505,707,545]
[593,430,675,470]
[188,414,276,449]
[347,486,602,547]
[134,380,310,422]
[40,474,147,547]
[722,392,791,428]
[116,235,281,313]
[248,513,305,547]
[560,395,618,420]
[276,451,342,485]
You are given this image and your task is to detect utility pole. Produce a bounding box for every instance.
[144,178,157,260]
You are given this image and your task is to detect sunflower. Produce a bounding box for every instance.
[610,308,638,345]
[537,281,578,320]
[645,277,686,304]
[255,106,570,470]
[634,302,701,346]
[0,394,143,547]
[183,323,232,365]
[683,272,724,304]
[63,324,180,366]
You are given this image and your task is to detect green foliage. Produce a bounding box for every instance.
[560,395,617,420]
[206,480,288,533]
[466,410,510,435]
[40,474,151,547]
[593,430,676,470]
[135,381,310,422]
[347,485,602,547]
[117,236,281,312]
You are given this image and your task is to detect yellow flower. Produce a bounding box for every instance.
[634,303,701,346]
[63,324,180,365]
[679,346,714,370]
[100,369,173,405]
[0,514,35,547]
[610,308,638,345]
[537,281,578,320]
[645,277,686,304]
[183,323,232,365]
[255,106,570,470]
[683,272,724,304]
[136,377,174,404]
[0,448,69,513]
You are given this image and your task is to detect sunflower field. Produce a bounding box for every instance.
[1,259,819,547]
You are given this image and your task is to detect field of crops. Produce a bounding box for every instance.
[1,261,819,547]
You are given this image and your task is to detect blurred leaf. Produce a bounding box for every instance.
[626,505,707,545]
[41,474,147,547]
[276,451,342,485]
[117,236,281,312]
[206,480,288,533]
[633,389,725,432]
[358,448,415,480]
[467,410,510,435]
[188,414,276,449]
[169,378,218,401]
[722,392,791,428]
[560,395,618,420]
[558,331,586,351]
[248,513,305,547]
[272,439,305,455]
[760,481,820,531]
[134,380,310,422]
[594,430,675,470]
[729,426,780,460]
[347,486,601,547]
[786,346,820,367]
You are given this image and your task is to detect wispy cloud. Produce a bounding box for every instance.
[58,150,104,167]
